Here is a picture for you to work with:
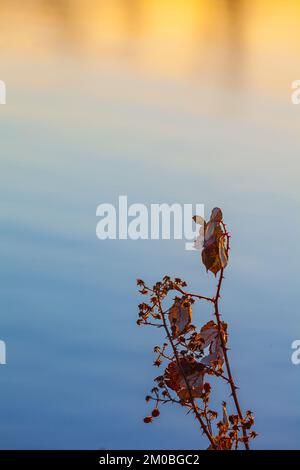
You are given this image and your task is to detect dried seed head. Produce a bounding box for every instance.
[143,416,153,424]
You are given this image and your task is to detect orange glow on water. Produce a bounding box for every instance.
[0,0,299,91]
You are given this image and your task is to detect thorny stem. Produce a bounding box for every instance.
[157,297,217,450]
[139,218,254,449]
[203,397,213,436]
[213,267,250,450]
[144,321,164,328]
[148,396,185,406]
[173,285,214,303]
[145,284,214,304]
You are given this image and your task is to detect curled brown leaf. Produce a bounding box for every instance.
[164,357,206,400]
[201,207,228,275]
[168,298,192,338]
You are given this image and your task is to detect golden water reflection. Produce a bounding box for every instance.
[1,0,300,92]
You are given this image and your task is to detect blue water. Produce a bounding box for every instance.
[0,0,300,449]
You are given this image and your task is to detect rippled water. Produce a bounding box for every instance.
[0,0,300,449]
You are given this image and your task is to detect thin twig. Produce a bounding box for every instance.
[173,285,214,303]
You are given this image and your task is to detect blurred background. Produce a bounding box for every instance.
[0,0,299,449]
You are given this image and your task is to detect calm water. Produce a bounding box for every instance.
[0,0,300,449]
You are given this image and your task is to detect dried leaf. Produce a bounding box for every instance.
[219,236,228,269]
[168,298,192,338]
[193,216,205,251]
[192,215,205,225]
[199,321,219,348]
[193,224,205,250]
[196,321,228,368]
[211,207,223,222]
[201,207,228,275]
[222,402,230,431]
[201,339,223,367]
[164,357,205,400]
[205,219,217,241]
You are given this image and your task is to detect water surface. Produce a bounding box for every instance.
[0,0,300,449]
